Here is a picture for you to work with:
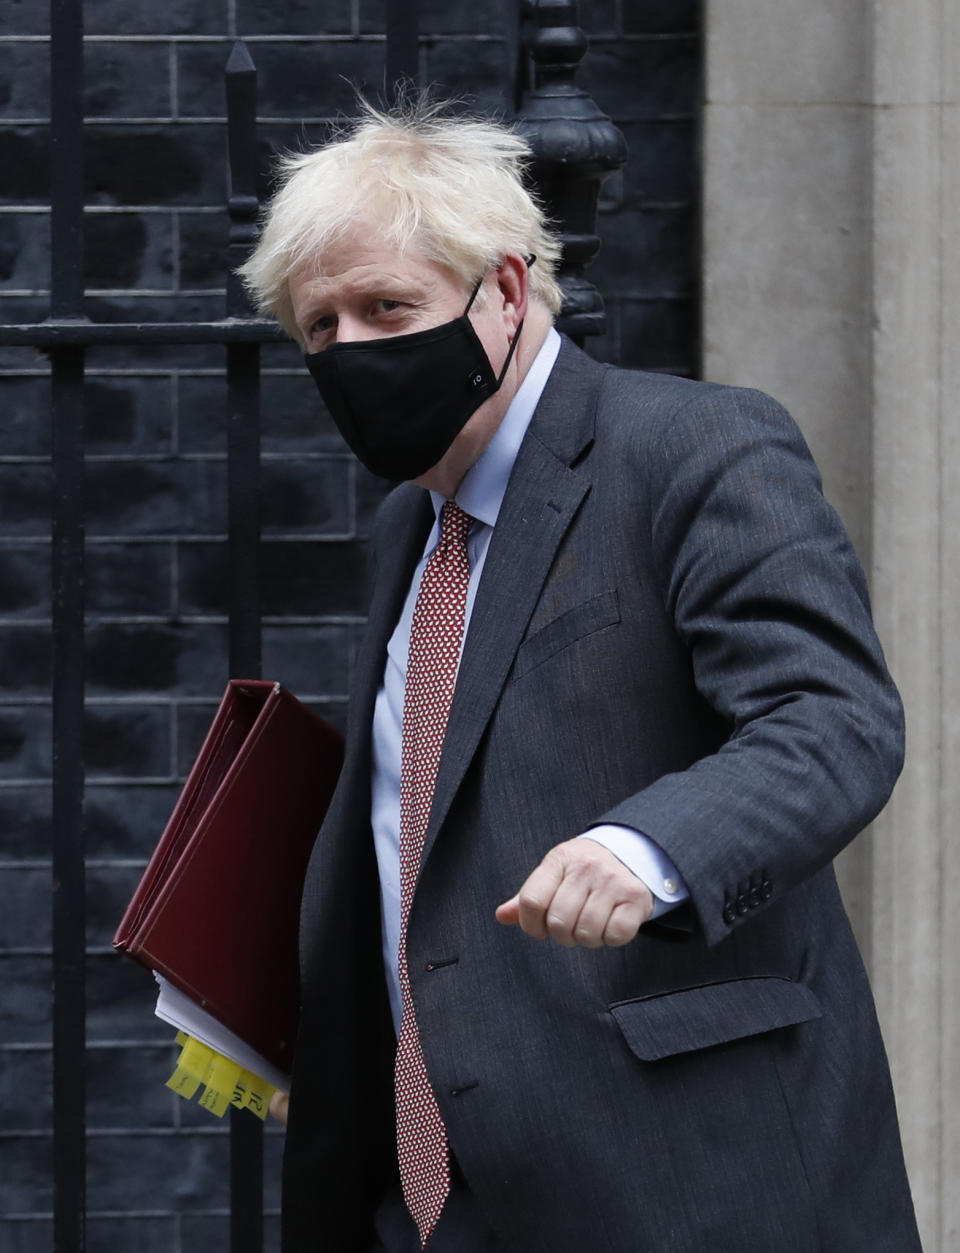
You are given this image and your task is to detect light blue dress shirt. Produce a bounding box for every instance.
[370,328,688,1031]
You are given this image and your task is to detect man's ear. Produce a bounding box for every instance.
[494,253,529,335]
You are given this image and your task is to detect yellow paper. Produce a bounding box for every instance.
[165,1060,202,1100]
[179,1036,218,1082]
[231,1068,276,1121]
[197,1052,243,1116]
[165,1033,276,1119]
[166,1036,216,1099]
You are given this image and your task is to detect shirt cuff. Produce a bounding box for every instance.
[578,824,689,920]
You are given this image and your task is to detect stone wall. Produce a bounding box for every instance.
[702,2,959,1246]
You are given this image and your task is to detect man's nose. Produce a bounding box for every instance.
[335,314,379,344]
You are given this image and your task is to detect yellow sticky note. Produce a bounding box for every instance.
[179,1037,218,1084]
[197,1084,231,1116]
[231,1071,249,1107]
[166,1036,215,1099]
[244,1090,270,1121]
[231,1068,276,1121]
[164,1033,276,1121]
[165,1061,202,1100]
[166,1035,215,1098]
[197,1052,243,1117]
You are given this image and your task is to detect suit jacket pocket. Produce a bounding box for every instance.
[512,589,620,681]
[610,976,821,1061]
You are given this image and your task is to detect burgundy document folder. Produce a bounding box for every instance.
[113,680,343,1077]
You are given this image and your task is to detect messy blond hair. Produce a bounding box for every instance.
[238,99,564,341]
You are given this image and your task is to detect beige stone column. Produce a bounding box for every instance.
[868,2,959,1245]
[702,2,959,1247]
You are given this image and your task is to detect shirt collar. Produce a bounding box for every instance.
[430,326,562,528]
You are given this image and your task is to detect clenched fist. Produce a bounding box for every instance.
[496,838,653,948]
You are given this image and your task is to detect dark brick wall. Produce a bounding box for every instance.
[0,2,700,1249]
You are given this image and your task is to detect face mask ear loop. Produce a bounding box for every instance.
[463,273,485,316]
[466,254,536,317]
[495,317,524,387]
[463,269,523,385]
[494,255,535,381]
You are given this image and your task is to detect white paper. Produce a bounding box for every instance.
[154,973,290,1092]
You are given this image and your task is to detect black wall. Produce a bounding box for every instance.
[0,2,701,1249]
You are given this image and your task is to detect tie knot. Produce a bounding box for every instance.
[439,500,473,547]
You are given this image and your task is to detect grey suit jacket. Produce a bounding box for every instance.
[282,338,920,1252]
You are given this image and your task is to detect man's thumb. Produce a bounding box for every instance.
[495,895,521,925]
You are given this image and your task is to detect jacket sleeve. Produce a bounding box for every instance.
[597,382,904,947]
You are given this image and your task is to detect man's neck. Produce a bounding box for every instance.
[512,303,554,384]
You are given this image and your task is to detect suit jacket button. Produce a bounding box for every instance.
[735,894,748,915]
[761,879,773,899]
[748,887,762,908]
[723,904,736,925]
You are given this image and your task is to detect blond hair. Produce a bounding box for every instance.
[238,100,564,341]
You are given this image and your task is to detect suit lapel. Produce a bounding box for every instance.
[420,338,602,863]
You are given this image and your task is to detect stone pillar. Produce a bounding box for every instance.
[701,3,873,559]
[867,3,959,1244]
[702,0,876,944]
[702,2,959,1247]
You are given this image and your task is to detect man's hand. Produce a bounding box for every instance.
[495,839,654,948]
[269,1089,289,1127]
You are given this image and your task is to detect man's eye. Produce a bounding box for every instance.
[377,299,403,314]
[310,315,335,337]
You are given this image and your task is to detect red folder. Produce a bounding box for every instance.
[113,680,343,1077]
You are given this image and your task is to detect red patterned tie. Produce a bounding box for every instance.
[396,500,473,1247]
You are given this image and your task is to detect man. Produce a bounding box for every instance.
[240,103,921,1252]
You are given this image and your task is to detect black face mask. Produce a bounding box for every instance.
[304,276,523,482]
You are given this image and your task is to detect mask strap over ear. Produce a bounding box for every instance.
[465,253,533,382]
[464,254,536,316]
[496,318,524,386]
[494,255,533,383]
[463,274,485,316]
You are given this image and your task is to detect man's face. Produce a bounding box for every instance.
[288,230,520,495]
